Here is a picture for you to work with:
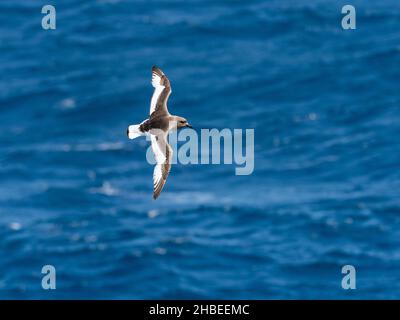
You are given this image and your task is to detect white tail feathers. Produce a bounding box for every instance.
[127,124,143,140]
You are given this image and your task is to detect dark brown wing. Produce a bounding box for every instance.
[150,132,172,199]
[150,66,171,119]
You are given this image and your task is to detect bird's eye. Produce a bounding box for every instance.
[180,120,185,124]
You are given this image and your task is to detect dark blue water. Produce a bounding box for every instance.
[0,0,399,299]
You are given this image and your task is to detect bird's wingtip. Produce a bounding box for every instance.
[152,65,165,76]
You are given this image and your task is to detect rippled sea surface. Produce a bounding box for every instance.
[0,0,399,299]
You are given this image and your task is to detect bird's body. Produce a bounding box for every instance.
[127,66,192,199]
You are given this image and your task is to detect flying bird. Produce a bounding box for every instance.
[127,66,192,199]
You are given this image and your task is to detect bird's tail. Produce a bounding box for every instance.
[127,124,143,140]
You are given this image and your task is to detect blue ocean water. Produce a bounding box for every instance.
[0,0,399,299]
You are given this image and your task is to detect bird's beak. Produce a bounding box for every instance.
[186,123,193,128]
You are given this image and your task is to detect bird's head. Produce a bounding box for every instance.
[176,117,192,129]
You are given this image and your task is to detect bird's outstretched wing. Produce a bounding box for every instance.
[150,132,172,199]
[150,66,171,119]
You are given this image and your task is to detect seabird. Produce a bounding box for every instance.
[127,66,192,199]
